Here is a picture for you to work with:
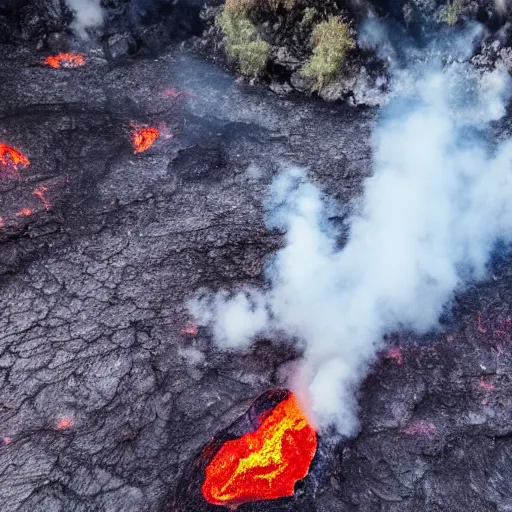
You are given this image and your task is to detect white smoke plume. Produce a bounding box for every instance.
[495,0,508,14]
[66,0,104,39]
[189,30,512,435]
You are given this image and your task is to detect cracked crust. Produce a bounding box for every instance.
[1,48,512,512]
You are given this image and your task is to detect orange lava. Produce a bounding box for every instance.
[0,217,4,228]
[55,417,73,430]
[202,393,317,507]
[0,143,30,173]
[0,436,12,446]
[33,185,51,210]
[131,123,160,154]
[44,53,86,69]
[15,208,33,217]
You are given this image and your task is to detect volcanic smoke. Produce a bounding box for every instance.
[190,27,512,434]
[65,0,104,39]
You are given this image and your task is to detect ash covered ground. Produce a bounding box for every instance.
[2,3,512,512]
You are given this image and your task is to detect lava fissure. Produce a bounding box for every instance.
[44,53,86,69]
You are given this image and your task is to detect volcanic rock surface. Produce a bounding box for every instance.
[1,4,512,512]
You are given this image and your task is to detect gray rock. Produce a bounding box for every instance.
[107,32,136,61]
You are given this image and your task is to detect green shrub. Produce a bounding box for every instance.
[300,7,316,28]
[443,0,462,25]
[224,0,258,15]
[216,7,271,77]
[237,40,271,75]
[301,17,355,90]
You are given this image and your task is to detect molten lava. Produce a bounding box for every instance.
[44,53,86,69]
[15,208,33,217]
[0,143,30,173]
[33,185,51,210]
[131,123,160,154]
[55,417,74,430]
[202,393,317,507]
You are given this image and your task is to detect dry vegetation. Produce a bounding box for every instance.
[216,5,270,77]
[217,1,355,85]
[301,16,355,90]
[443,0,463,25]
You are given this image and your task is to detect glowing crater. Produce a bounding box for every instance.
[44,53,86,69]
[131,123,160,154]
[202,392,317,507]
[0,143,30,174]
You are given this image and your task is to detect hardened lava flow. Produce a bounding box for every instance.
[1,1,512,512]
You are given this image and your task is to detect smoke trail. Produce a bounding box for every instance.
[189,29,512,434]
[66,0,104,39]
[495,0,508,14]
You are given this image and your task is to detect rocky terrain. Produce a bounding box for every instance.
[1,1,512,511]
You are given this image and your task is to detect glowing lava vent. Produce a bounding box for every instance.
[131,123,160,154]
[202,391,317,507]
[44,53,86,69]
[0,143,30,174]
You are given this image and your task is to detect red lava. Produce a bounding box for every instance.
[55,417,74,430]
[202,392,317,507]
[33,185,51,210]
[44,53,86,69]
[131,123,160,154]
[480,376,495,391]
[15,208,33,217]
[0,143,30,175]
[384,347,403,365]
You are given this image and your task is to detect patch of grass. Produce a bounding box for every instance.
[224,0,258,15]
[216,7,271,77]
[282,0,296,9]
[300,7,317,28]
[443,0,462,25]
[301,16,355,90]
[265,0,295,11]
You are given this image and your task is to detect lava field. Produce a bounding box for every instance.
[2,1,512,511]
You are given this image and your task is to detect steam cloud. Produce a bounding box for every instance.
[66,0,104,39]
[190,26,512,434]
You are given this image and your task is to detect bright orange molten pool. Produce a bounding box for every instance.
[202,393,317,507]
[44,53,86,68]
[131,124,160,154]
[0,143,30,171]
